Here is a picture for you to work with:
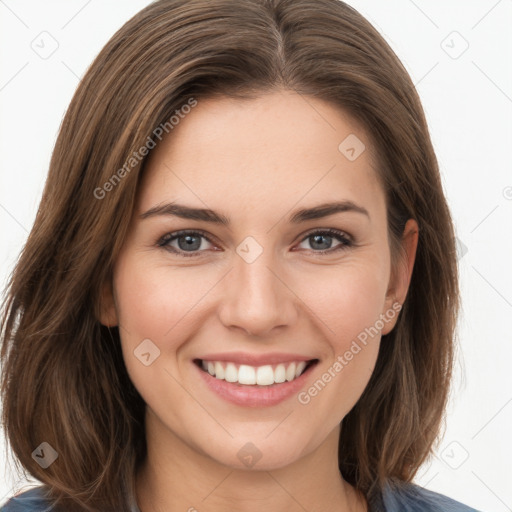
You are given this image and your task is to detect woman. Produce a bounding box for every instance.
[1,0,480,510]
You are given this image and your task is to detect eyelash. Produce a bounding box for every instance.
[157,228,354,258]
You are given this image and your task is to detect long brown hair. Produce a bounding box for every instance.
[1,0,459,510]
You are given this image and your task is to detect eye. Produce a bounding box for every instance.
[157,230,217,257]
[295,229,353,254]
[157,228,353,258]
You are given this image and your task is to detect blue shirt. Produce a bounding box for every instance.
[1,480,482,511]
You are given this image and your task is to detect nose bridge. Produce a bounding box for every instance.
[218,236,296,336]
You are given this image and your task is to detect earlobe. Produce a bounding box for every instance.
[381,219,419,335]
[98,279,119,327]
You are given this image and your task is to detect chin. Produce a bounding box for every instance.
[202,433,312,472]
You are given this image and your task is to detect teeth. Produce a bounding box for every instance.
[214,361,225,380]
[295,361,307,378]
[238,365,256,385]
[199,359,312,385]
[256,365,274,386]
[274,364,286,383]
[285,362,296,382]
[225,362,238,383]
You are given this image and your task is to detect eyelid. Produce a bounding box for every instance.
[299,227,353,243]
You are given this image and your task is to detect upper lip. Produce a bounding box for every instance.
[195,352,318,366]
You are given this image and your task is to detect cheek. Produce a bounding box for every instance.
[112,257,208,407]
[292,263,388,417]
[113,256,213,341]
[299,261,389,348]
[114,251,390,362]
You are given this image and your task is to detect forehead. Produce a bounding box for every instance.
[136,91,384,222]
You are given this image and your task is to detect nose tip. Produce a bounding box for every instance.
[217,253,298,337]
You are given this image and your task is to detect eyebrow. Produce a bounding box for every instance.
[139,200,370,224]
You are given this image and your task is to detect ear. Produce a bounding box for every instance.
[98,278,119,327]
[381,219,419,335]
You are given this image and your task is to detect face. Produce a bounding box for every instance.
[101,90,417,470]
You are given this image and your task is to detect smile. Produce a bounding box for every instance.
[195,359,317,386]
[193,357,320,407]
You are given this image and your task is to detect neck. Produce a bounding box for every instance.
[135,409,367,512]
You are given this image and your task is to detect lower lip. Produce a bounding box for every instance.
[194,361,318,407]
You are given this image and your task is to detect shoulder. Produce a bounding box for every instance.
[0,486,54,511]
[380,479,482,512]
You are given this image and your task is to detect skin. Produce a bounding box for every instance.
[100,90,418,512]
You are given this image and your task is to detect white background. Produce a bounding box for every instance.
[1,1,511,510]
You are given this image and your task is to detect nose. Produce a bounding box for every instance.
[217,245,298,338]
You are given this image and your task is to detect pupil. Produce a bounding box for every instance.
[178,235,201,251]
[311,234,331,250]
